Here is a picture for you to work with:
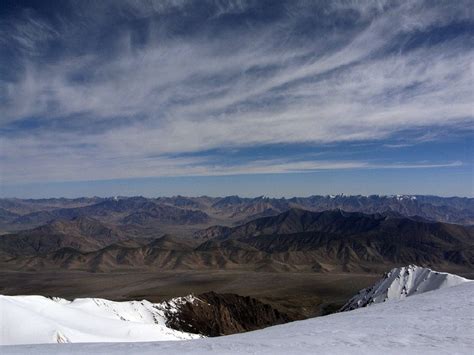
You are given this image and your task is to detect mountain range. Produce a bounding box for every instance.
[1,208,472,273]
[1,195,472,237]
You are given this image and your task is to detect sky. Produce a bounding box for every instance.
[0,0,473,198]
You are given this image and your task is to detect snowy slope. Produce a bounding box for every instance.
[2,280,473,354]
[340,265,470,311]
[0,295,202,345]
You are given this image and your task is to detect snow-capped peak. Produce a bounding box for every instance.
[340,265,470,311]
[393,194,417,201]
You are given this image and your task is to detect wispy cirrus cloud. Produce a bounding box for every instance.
[0,0,472,186]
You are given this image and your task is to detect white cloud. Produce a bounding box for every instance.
[0,0,472,184]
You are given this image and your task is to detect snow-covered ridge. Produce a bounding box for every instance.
[325,194,417,200]
[0,294,203,346]
[341,265,470,311]
[1,266,471,352]
[2,276,473,354]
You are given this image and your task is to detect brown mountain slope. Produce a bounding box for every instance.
[121,205,209,225]
[0,216,127,257]
[2,195,472,237]
[3,209,473,273]
[196,209,388,240]
[10,197,210,227]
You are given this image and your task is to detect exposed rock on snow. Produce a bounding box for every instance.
[164,291,293,336]
[0,292,292,345]
[2,276,473,354]
[1,265,472,353]
[0,294,202,346]
[340,265,470,311]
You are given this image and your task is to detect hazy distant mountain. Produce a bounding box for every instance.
[4,197,210,233]
[0,197,103,216]
[0,208,19,223]
[0,216,127,257]
[182,194,474,225]
[1,195,472,236]
[193,209,474,272]
[121,205,209,225]
[212,194,474,225]
[3,209,472,273]
[156,196,211,210]
[1,195,473,272]
[201,209,387,240]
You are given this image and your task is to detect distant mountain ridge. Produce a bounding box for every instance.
[1,195,472,236]
[197,208,388,240]
[2,209,473,273]
[1,197,211,235]
[0,216,128,256]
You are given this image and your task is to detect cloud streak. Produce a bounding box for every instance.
[0,0,472,185]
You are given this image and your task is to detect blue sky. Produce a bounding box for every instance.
[0,0,473,198]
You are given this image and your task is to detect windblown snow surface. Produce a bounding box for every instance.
[0,295,201,345]
[1,266,473,354]
[341,265,470,311]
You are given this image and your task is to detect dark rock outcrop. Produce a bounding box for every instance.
[164,292,294,336]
